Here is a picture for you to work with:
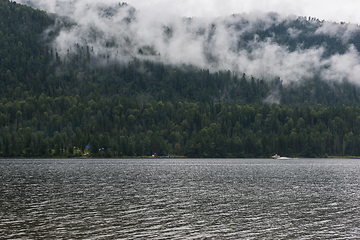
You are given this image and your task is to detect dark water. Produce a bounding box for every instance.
[1,158,360,239]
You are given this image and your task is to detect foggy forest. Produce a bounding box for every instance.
[2,0,360,158]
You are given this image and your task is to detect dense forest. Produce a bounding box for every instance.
[2,0,360,158]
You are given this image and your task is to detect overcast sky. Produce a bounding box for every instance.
[124,0,360,24]
[17,0,360,24]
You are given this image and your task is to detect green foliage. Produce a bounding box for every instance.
[2,0,360,158]
[1,91,360,158]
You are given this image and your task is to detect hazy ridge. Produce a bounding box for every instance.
[17,0,360,87]
[2,0,360,158]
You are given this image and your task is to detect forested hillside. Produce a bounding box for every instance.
[2,0,360,158]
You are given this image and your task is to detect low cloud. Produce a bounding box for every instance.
[315,21,360,42]
[322,46,360,85]
[17,0,360,86]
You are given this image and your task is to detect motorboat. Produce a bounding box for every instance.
[272,154,291,160]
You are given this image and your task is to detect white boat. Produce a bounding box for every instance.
[272,154,291,160]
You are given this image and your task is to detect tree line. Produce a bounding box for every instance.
[2,0,360,158]
[1,95,360,158]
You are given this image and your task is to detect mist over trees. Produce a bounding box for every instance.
[2,0,360,158]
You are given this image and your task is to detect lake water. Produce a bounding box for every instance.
[1,158,360,239]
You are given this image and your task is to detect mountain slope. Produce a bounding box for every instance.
[2,0,360,158]
[16,0,360,86]
[3,0,360,106]
[0,0,55,96]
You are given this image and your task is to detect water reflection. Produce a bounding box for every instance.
[1,158,359,239]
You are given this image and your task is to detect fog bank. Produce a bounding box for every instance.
[17,0,360,85]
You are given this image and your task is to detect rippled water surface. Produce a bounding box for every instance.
[1,158,360,239]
